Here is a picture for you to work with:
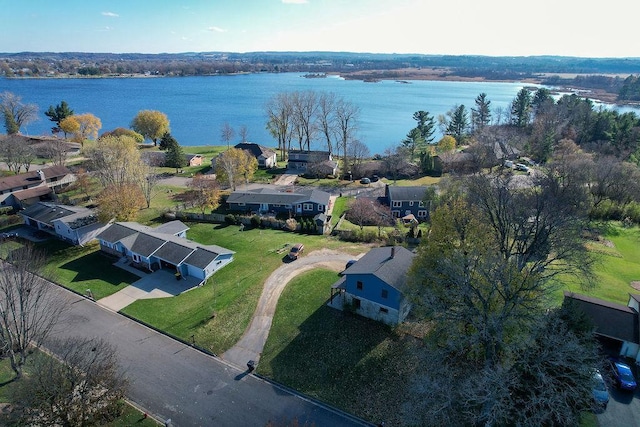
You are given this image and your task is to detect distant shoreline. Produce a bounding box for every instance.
[3,69,630,106]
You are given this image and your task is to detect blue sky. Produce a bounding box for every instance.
[2,0,638,57]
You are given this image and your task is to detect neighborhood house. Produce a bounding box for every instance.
[563,291,640,364]
[20,202,110,246]
[329,246,416,325]
[226,186,330,217]
[0,165,76,210]
[287,149,337,176]
[96,221,234,281]
[385,185,430,220]
[234,142,278,169]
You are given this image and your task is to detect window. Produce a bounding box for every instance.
[419,201,425,207]
[409,201,414,206]
[392,210,400,218]
[381,289,388,298]
[379,307,388,314]
[417,210,428,218]
[237,202,245,207]
[303,203,313,211]
[356,281,363,290]
[317,204,324,211]
[392,201,402,208]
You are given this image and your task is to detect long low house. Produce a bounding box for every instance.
[226,186,330,217]
[97,221,234,281]
[0,165,76,210]
[20,201,109,245]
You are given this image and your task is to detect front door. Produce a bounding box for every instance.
[260,203,269,212]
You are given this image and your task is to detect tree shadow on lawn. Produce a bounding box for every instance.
[263,305,419,425]
[58,252,138,285]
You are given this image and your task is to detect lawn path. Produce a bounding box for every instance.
[221,249,359,369]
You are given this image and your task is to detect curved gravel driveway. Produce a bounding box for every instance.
[222,249,359,368]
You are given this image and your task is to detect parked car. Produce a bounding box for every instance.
[607,358,637,391]
[592,369,610,409]
[288,243,304,260]
[360,177,371,184]
[515,163,530,172]
[371,175,379,182]
[503,160,514,169]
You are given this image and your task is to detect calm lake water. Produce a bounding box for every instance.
[1,73,637,155]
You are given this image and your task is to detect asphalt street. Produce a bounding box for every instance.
[46,282,370,427]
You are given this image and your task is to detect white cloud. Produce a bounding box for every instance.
[282,0,308,4]
[102,11,119,17]
[208,26,226,33]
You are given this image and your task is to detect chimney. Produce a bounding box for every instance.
[36,170,45,181]
[390,246,395,258]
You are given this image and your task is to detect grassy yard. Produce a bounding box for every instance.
[558,223,640,306]
[258,268,420,426]
[121,223,366,354]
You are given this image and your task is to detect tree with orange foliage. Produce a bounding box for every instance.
[96,183,145,222]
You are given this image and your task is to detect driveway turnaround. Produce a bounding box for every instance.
[222,249,360,368]
[47,281,370,427]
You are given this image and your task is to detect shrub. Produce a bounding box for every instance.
[224,214,237,225]
[0,206,13,215]
[250,215,261,227]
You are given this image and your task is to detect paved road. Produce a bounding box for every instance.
[222,249,361,368]
[46,283,371,427]
[597,381,640,427]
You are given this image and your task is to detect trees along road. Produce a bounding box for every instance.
[45,281,370,427]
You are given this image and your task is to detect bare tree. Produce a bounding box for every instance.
[13,336,128,426]
[0,135,35,174]
[220,122,235,149]
[0,91,38,134]
[0,244,64,379]
[382,146,409,183]
[291,91,318,151]
[238,124,249,143]
[40,137,70,167]
[139,159,160,209]
[266,92,294,162]
[347,139,370,178]
[317,92,336,154]
[335,98,360,178]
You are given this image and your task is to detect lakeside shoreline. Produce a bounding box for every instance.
[4,68,630,106]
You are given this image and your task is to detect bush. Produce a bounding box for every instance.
[224,214,237,225]
[0,206,13,215]
[250,215,261,227]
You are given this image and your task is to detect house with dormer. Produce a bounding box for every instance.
[329,246,416,325]
[96,221,234,281]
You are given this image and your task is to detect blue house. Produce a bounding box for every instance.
[96,220,234,281]
[385,185,430,221]
[329,246,415,325]
[226,187,330,217]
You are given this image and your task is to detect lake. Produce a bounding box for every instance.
[1,73,637,155]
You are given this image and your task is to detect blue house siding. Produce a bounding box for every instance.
[344,273,402,310]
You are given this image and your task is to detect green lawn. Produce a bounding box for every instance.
[258,268,420,425]
[121,223,365,354]
[559,223,640,306]
[40,240,139,300]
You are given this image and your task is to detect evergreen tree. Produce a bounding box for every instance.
[44,100,74,134]
[471,93,491,131]
[165,139,186,172]
[412,110,436,143]
[511,88,532,128]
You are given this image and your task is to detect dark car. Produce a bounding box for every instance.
[592,369,609,409]
[360,177,371,184]
[607,358,637,391]
[288,243,304,260]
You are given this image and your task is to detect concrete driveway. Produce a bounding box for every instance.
[222,249,362,368]
[97,265,202,311]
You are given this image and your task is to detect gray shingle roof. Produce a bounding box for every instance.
[227,187,330,207]
[563,291,639,344]
[387,186,428,202]
[152,240,195,265]
[235,142,276,158]
[96,223,140,243]
[183,248,220,269]
[154,220,189,236]
[344,246,415,291]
